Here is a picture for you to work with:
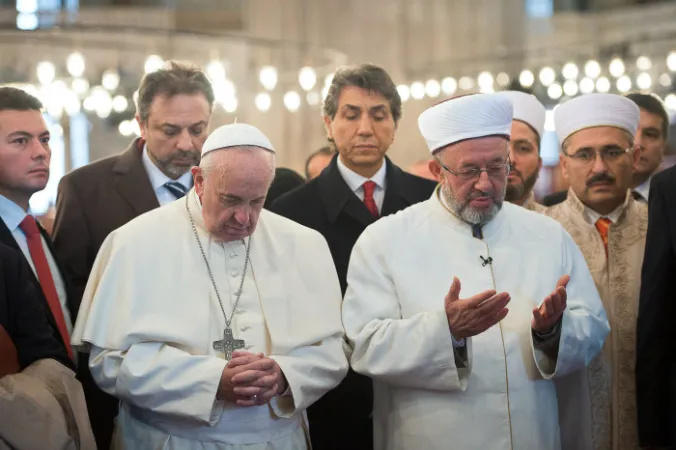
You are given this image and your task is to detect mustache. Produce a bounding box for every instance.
[586,173,615,187]
[174,150,198,159]
[468,189,493,200]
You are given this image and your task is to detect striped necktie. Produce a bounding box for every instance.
[164,181,188,199]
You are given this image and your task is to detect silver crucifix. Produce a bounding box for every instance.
[213,327,245,360]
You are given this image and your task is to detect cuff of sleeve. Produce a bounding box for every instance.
[278,385,292,397]
[204,359,228,425]
[270,391,296,418]
[533,319,562,341]
[209,399,226,426]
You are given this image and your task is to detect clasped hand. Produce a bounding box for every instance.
[217,351,286,407]
[445,275,570,340]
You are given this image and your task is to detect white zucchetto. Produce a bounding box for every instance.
[553,93,640,144]
[201,123,275,157]
[418,94,513,154]
[496,90,546,140]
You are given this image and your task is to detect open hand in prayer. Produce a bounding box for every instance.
[531,275,569,334]
[445,276,510,340]
[221,351,287,407]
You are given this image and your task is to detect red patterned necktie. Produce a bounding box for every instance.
[362,181,379,218]
[595,217,611,256]
[19,216,73,359]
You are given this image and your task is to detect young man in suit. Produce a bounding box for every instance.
[270,63,437,450]
[0,86,76,366]
[51,60,214,448]
[636,163,676,450]
[0,241,72,372]
[626,92,670,203]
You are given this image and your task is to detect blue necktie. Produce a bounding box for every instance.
[164,181,188,199]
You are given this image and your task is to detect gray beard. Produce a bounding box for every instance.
[441,183,506,225]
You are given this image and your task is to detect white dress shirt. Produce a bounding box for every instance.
[142,145,193,206]
[583,203,624,225]
[633,177,650,203]
[336,156,387,213]
[0,195,72,334]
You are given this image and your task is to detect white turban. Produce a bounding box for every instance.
[496,90,546,140]
[418,94,513,153]
[202,123,275,157]
[553,93,640,144]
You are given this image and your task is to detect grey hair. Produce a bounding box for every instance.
[199,146,276,179]
[560,130,635,154]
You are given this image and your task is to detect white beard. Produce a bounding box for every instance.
[441,182,506,225]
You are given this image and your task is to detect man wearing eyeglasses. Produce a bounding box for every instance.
[496,90,547,213]
[545,93,646,450]
[342,93,609,449]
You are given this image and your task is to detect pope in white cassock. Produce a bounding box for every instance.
[341,94,611,450]
[71,123,348,449]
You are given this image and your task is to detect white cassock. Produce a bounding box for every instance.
[342,189,610,450]
[71,190,348,450]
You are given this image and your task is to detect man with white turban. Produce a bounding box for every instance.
[496,90,547,212]
[545,93,646,450]
[341,94,609,449]
[71,123,348,449]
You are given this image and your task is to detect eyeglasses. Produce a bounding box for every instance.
[436,158,512,182]
[563,147,631,165]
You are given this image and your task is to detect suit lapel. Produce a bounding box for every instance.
[112,139,160,216]
[318,156,376,228]
[0,219,19,252]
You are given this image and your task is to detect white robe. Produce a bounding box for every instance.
[71,191,348,449]
[342,190,610,450]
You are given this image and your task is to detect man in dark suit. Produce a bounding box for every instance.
[52,60,214,448]
[270,63,437,450]
[626,92,670,203]
[0,87,76,366]
[636,164,676,450]
[0,241,72,372]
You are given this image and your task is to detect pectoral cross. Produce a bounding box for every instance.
[213,327,245,360]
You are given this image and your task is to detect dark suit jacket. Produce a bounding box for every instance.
[53,138,159,306]
[269,155,437,450]
[0,217,76,354]
[0,242,72,371]
[636,164,676,448]
[52,137,159,449]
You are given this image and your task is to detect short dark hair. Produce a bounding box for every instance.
[0,87,42,112]
[137,60,214,123]
[264,168,305,208]
[322,63,402,124]
[626,92,670,140]
[304,146,334,179]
